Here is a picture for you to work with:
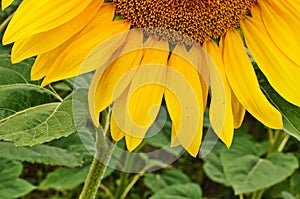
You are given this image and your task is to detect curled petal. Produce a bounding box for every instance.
[222,29,282,129]
[258,0,300,65]
[88,31,144,126]
[115,38,169,151]
[165,44,204,157]
[2,0,13,10]
[241,17,300,107]
[203,40,234,147]
[41,20,130,86]
[11,0,103,63]
[3,0,93,44]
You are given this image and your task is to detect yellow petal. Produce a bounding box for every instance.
[2,0,13,10]
[80,29,145,75]
[30,54,54,81]
[110,115,125,141]
[222,29,282,129]
[250,5,262,21]
[258,0,300,65]
[241,17,300,107]
[30,36,75,81]
[88,31,144,126]
[122,39,169,151]
[110,89,130,141]
[93,51,143,119]
[125,81,165,151]
[188,46,209,110]
[231,90,245,128]
[125,135,144,152]
[266,0,300,22]
[203,40,234,147]
[11,0,103,63]
[41,20,130,86]
[33,4,122,83]
[111,87,146,150]
[165,44,204,157]
[3,0,93,44]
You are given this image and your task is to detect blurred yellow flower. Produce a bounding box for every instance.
[2,0,300,156]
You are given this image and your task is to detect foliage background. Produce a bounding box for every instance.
[0,1,300,199]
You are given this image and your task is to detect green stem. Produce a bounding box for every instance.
[268,130,290,154]
[239,194,244,199]
[0,12,13,33]
[100,184,115,199]
[48,84,63,102]
[120,173,144,199]
[79,109,115,199]
[251,189,264,199]
[251,130,290,199]
[115,162,129,198]
[79,157,109,199]
[277,134,290,152]
[267,128,274,149]
[114,142,145,198]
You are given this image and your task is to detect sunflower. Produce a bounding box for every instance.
[2,0,300,157]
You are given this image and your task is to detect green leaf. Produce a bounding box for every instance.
[282,191,297,199]
[0,67,27,84]
[202,126,250,187]
[145,113,183,156]
[254,141,269,157]
[0,179,35,199]
[265,176,290,198]
[290,172,300,195]
[203,141,230,186]
[0,84,58,119]
[0,158,22,181]
[0,142,83,167]
[149,183,202,199]
[49,133,93,159]
[221,137,299,194]
[254,63,300,141]
[0,158,35,198]
[38,166,90,191]
[144,169,190,192]
[0,89,88,146]
[256,170,300,198]
[0,54,36,85]
[143,158,169,171]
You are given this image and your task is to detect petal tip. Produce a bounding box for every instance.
[187,148,198,158]
[1,0,12,10]
[40,78,50,88]
[125,136,143,152]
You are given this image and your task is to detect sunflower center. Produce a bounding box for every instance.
[115,0,256,44]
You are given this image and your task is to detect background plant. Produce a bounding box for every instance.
[0,2,299,199]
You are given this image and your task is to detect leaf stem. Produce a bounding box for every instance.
[120,172,144,199]
[48,84,63,102]
[0,12,14,33]
[100,184,115,199]
[114,163,131,198]
[251,130,290,199]
[268,130,290,154]
[277,134,290,152]
[79,109,115,199]
[114,142,145,198]
[251,189,264,199]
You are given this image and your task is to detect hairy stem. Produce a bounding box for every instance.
[79,109,114,199]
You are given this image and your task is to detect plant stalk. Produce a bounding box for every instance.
[251,130,290,199]
[120,172,144,199]
[0,12,14,32]
[79,109,114,199]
